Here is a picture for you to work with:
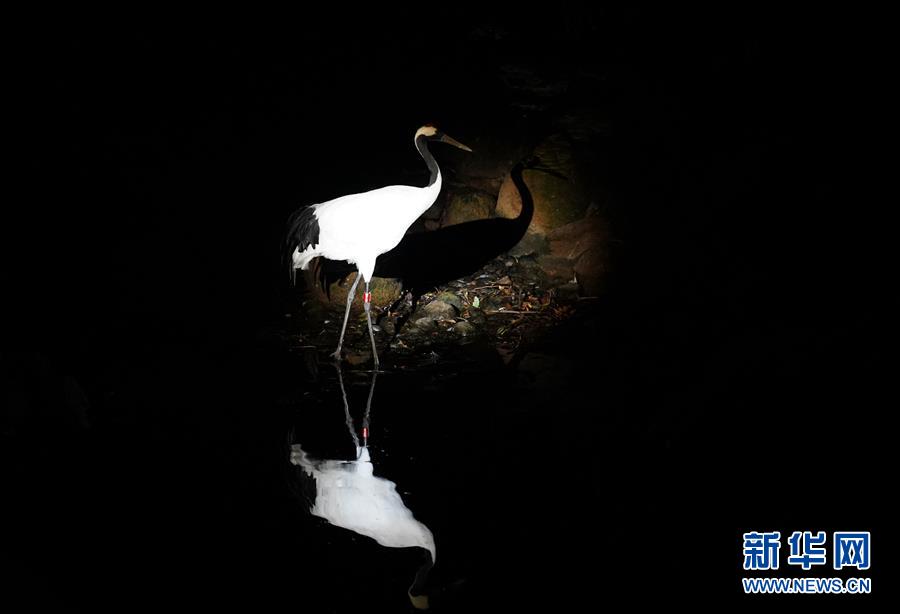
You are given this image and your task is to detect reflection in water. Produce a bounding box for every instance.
[290,367,435,610]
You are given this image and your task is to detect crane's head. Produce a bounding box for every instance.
[415,124,473,152]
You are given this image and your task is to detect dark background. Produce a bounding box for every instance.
[3,7,891,610]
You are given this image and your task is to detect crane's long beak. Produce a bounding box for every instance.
[440,133,473,152]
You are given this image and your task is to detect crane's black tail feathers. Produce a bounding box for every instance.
[284,205,320,284]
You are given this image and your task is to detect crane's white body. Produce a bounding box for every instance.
[292,177,441,282]
[286,125,469,368]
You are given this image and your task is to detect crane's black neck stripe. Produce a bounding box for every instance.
[415,135,440,187]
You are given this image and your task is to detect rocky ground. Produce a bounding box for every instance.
[283,252,603,371]
[284,73,618,371]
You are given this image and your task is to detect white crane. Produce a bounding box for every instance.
[286,125,472,369]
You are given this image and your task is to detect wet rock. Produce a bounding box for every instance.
[440,189,495,227]
[411,317,437,331]
[434,292,463,311]
[479,295,505,312]
[379,317,396,336]
[420,299,457,320]
[451,321,476,336]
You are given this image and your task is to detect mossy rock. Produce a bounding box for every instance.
[304,269,403,311]
[440,189,495,227]
[434,291,463,310]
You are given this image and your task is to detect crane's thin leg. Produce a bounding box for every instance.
[332,273,361,361]
[363,281,380,370]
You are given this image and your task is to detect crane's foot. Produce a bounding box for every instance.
[330,349,343,362]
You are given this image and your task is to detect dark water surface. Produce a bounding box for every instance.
[5,323,610,611]
[5,293,889,610]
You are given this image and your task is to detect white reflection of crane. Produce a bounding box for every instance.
[290,367,434,610]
